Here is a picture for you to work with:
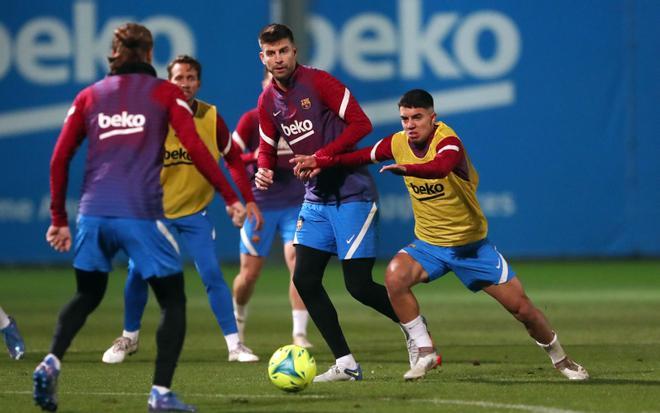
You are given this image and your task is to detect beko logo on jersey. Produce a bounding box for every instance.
[409,182,445,201]
[281,119,313,137]
[164,148,192,162]
[97,112,145,140]
[98,112,145,128]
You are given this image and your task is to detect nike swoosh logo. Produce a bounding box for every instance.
[344,368,361,378]
[346,235,355,244]
[273,110,282,116]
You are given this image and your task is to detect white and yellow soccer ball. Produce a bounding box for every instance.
[268,344,316,392]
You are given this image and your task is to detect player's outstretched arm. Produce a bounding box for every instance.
[394,137,464,179]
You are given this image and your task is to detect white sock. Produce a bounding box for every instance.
[292,309,309,337]
[0,307,10,329]
[233,298,247,321]
[152,385,170,395]
[123,330,139,341]
[536,332,567,365]
[401,315,433,348]
[336,354,358,370]
[225,333,240,351]
[45,353,61,370]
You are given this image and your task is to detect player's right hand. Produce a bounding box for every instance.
[291,155,322,181]
[226,201,247,228]
[255,168,274,190]
[46,225,72,252]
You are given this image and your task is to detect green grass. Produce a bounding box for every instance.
[1,260,659,412]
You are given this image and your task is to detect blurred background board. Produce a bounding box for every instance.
[1,0,659,263]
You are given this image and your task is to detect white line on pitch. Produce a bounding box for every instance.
[0,390,587,413]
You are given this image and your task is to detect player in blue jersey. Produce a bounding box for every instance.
[255,24,400,382]
[36,23,243,412]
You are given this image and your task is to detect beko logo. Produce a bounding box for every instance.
[281,120,313,137]
[308,0,521,125]
[409,182,445,201]
[97,112,145,140]
[0,0,195,139]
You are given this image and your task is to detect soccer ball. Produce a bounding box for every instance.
[268,344,316,392]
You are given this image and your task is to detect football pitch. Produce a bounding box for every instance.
[1,260,659,413]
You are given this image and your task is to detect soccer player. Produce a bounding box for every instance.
[255,23,400,382]
[101,55,262,365]
[35,23,244,412]
[0,306,25,360]
[291,89,590,381]
[231,71,312,349]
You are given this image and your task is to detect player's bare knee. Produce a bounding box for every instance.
[384,266,409,294]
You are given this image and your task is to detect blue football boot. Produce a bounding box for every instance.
[33,355,60,412]
[148,389,196,412]
[1,316,25,360]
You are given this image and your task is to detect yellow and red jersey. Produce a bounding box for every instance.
[321,121,487,246]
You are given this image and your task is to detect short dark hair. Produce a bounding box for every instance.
[167,55,202,81]
[258,23,295,47]
[398,89,434,110]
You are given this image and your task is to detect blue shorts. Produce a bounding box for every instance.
[294,201,378,260]
[240,206,300,256]
[73,215,182,278]
[401,238,516,292]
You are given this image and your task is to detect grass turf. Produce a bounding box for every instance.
[1,260,659,412]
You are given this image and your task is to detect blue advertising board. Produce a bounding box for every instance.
[1,0,658,263]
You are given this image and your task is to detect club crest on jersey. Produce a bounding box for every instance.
[296,217,304,231]
[300,98,312,110]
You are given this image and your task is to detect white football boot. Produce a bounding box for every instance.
[555,358,589,380]
[403,348,441,381]
[313,364,363,382]
[293,334,313,349]
[228,343,259,362]
[102,336,138,364]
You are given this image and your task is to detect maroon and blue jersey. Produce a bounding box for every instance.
[257,65,377,204]
[50,63,238,227]
[232,107,304,210]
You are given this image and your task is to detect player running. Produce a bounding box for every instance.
[292,89,589,381]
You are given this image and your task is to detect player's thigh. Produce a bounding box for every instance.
[277,205,301,245]
[293,202,336,255]
[72,215,118,272]
[116,218,182,278]
[386,251,429,289]
[331,201,378,260]
[240,209,279,257]
[170,212,217,261]
[450,238,516,292]
[399,239,451,284]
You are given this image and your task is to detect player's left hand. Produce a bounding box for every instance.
[380,164,407,175]
[246,201,264,231]
[46,225,72,252]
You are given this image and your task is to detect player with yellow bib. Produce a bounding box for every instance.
[292,89,588,382]
[102,56,263,366]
